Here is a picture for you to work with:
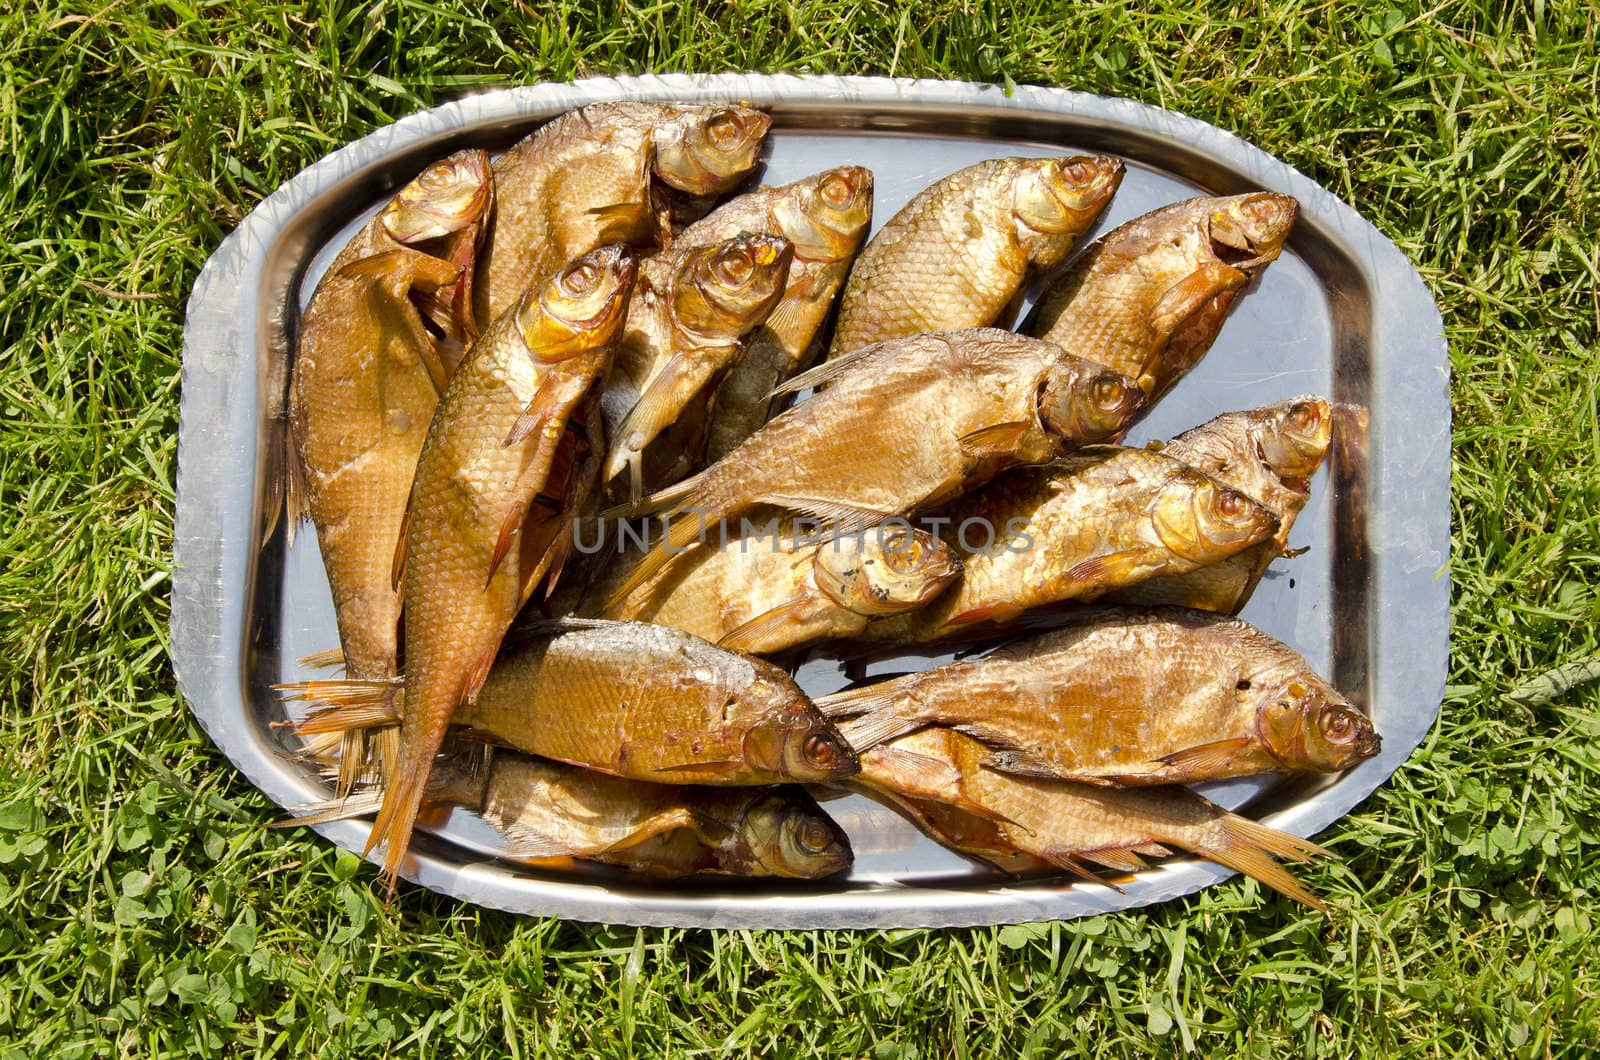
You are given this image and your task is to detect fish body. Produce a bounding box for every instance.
[827,607,1379,786]
[1108,397,1333,613]
[827,156,1123,359]
[855,727,1330,908]
[859,447,1278,643]
[287,620,859,788]
[475,102,770,326]
[607,329,1146,606]
[601,232,794,500]
[365,247,636,887]
[290,149,493,791]
[601,518,961,654]
[675,167,874,462]
[1028,193,1298,402]
[291,751,852,880]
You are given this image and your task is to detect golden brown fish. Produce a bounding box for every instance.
[857,447,1278,643]
[281,619,859,788]
[364,246,636,890]
[825,607,1378,787]
[854,727,1331,909]
[1027,193,1298,403]
[674,166,874,461]
[286,750,852,880]
[827,155,1123,359]
[289,149,493,793]
[475,102,770,327]
[599,518,961,654]
[1107,397,1333,613]
[607,329,1146,606]
[600,232,793,500]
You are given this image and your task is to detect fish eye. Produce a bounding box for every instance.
[1287,401,1320,435]
[1092,375,1128,410]
[793,816,834,855]
[1214,490,1248,520]
[1060,159,1096,186]
[803,732,840,769]
[565,261,599,294]
[1322,708,1356,739]
[707,111,740,148]
[714,247,754,286]
[1245,197,1278,223]
[419,163,455,189]
[820,174,853,207]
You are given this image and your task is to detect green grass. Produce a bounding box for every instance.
[2,1,1597,1055]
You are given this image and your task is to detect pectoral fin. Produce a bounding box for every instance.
[606,353,698,499]
[1152,736,1258,781]
[718,597,817,655]
[1061,548,1164,592]
[862,747,1025,829]
[772,342,879,397]
[503,381,570,448]
[391,488,414,591]
[938,602,1022,633]
[957,420,1033,460]
[653,759,741,777]
[1148,260,1249,338]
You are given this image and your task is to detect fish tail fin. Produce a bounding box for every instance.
[296,647,347,671]
[1200,815,1332,912]
[270,789,386,829]
[362,753,429,894]
[837,708,921,752]
[273,408,310,550]
[333,729,369,798]
[602,509,713,611]
[814,678,913,719]
[274,678,402,734]
[631,466,709,517]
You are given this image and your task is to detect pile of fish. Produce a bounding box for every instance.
[273,101,1379,912]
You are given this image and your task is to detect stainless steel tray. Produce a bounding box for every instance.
[173,74,1449,928]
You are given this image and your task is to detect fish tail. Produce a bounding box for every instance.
[363,731,439,892]
[813,680,907,719]
[274,678,402,734]
[270,789,385,829]
[333,729,370,798]
[1200,815,1332,912]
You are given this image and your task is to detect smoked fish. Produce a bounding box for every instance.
[365,246,636,890]
[475,102,770,326]
[826,607,1379,786]
[1028,193,1297,403]
[828,155,1122,359]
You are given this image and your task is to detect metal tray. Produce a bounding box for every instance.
[173,74,1449,928]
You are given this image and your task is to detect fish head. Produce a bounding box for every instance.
[741,685,861,782]
[1013,155,1125,238]
[731,791,854,879]
[518,244,638,361]
[1207,192,1298,271]
[654,105,771,195]
[1256,677,1381,772]
[812,523,962,617]
[1152,470,1280,564]
[674,232,795,339]
[1038,362,1147,444]
[772,166,875,261]
[1256,396,1334,487]
[379,149,493,243]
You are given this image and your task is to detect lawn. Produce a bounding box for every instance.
[2,1,1597,1055]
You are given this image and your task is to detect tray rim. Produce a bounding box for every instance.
[173,72,1450,929]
